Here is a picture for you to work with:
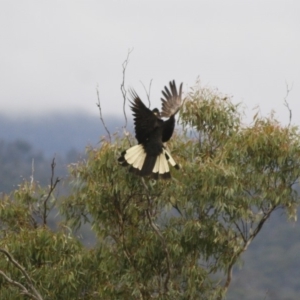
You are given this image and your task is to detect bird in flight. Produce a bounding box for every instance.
[118,80,183,179]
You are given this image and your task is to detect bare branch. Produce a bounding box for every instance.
[283,81,293,127]
[43,157,60,226]
[140,79,153,108]
[96,85,112,142]
[120,48,133,129]
[30,158,34,190]
[244,205,277,251]
[0,270,37,299]
[0,249,43,300]
[223,260,234,291]
[233,221,246,243]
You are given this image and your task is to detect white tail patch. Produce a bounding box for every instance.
[153,154,160,173]
[159,154,165,174]
[121,144,179,178]
[153,151,170,175]
[124,145,146,170]
[132,151,146,170]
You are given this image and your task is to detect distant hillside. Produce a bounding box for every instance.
[0,112,126,192]
[0,113,126,156]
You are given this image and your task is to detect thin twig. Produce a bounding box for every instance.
[120,48,133,129]
[223,259,234,291]
[30,159,34,190]
[141,178,171,294]
[96,85,112,142]
[43,158,60,226]
[0,249,43,300]
[244,205,277,250]
[0,270,38,299]
[140,79,153,108]
[233,221,246,243]
[283,81,293,127]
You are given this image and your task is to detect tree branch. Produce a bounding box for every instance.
[223,260,234,291]
[120,48,133,129]
[0,249,43,300]
[244,205,277,250]
[233,221,246,243]
[96,85,112,142]
[222,205,277,296]
[0,270,38,299]
[30,158,34,190]
[283,81,293,127]
[43,157,60,226]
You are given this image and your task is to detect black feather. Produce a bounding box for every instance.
[140,155,157,176]
[118,80,183,179]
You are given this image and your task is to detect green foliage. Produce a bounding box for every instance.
[0,180,93,299]
[1,81,300,299]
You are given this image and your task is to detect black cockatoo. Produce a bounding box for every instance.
[118,80,183,179]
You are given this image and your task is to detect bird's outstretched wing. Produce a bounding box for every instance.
[160,80,183,118]
[129,89,159,144]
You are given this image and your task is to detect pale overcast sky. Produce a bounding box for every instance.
[1,1,299,124]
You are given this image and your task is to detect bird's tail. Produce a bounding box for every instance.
[118,145,179,179]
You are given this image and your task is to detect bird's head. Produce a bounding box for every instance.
[152,108,161,118]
